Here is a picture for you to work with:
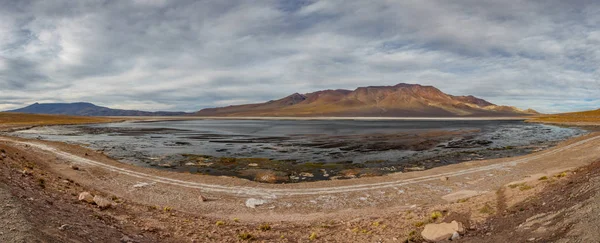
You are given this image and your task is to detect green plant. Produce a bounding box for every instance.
[430,211,443,220]
[538,176,548,181]
[233,218,240,222]
[215,221,225,226]
[163,206,172,212]
[309,232,318,241]
[413,221,426,227]
[238,233,254,241]
[519,184,533,191]
[479,204,494,214]
[259,223,271,231]
[555,172,568,178]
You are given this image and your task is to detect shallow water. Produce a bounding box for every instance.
[8,119,589,182]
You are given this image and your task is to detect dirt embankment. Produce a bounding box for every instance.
[1,131,600,242]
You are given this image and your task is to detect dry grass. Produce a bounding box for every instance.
[528,109,600,124]
[0,112,118,128]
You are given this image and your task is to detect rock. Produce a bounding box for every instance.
[93,195,113,210]
[58,224,69,231]
[121,235,135,243]
[248,163,259,167]
[78,192,95,204]
[1,153,6,159]
[299,172,314,178]
[451,231,460,241]
[21,169,32,176]
[71,165,79,170]
[133,182,155,188]
[440,176,449,181]
[199,195,208,202]
[421,221,464,242]
[245,198,267,208]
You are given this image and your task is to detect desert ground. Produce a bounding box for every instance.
[1,113,600,242]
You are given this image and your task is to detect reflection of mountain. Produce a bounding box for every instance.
[8,102,188,116]
[196,83,538,117]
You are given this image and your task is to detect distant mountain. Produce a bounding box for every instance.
[195,83,539,117]
[7,102,189,117]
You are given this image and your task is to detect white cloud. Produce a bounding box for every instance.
[0,0,599,113]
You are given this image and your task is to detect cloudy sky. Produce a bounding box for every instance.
[1,0,599,113]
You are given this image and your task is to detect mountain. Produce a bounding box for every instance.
[7,102,189,117]
[195,83,539,117]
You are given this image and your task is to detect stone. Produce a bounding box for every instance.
[248,163,259,167]
[440,176,449,181]
[421,221,464,242]
[121,235,135,243]
[245,198,267,208]
[78,192,95,204]
[58,224,69,231]
[93,195,113,210]
[71,165,79,170]
[451,231,460,241]
[199,195,208,202]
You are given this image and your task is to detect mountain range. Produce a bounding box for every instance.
[7,102,189,116]
[195,83,538,117]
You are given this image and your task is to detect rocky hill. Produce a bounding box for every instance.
[7,102,189,117]
[196,83,538,117]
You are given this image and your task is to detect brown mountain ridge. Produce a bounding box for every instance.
[195,83,539,117]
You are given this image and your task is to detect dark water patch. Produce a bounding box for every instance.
[7,119,590,183]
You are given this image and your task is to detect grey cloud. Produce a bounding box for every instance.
[0,0,599,112]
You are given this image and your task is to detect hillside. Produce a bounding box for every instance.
[527,109,600,124]
[7,102,189,117]
[196,83,538,117]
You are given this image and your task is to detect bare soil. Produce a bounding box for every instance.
[1,127,600,242]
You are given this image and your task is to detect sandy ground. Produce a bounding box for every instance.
[1,127,600,242]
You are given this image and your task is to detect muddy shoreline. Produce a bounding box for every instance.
[7,119,588,183]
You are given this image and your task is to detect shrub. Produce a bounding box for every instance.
[259,223,271,231]
[430,211,443,220]
[479,204,494,214]
[309,232,318,241]
[238,233,254,241]
[215,221,225,226]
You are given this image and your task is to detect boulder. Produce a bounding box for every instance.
[78,192,95,204]
[93,195,114,210]
[421,221,464,242]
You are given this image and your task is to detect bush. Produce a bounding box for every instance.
[238,233,254,241]
[259,223,271,231]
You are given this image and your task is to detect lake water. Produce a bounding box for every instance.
[9,119,588,182]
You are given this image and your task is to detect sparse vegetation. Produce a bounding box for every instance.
[163,206,172,212]
[555,172,568,178]
[38,178,46,188]
[233,218,240,222]
[430,211,443,220]
[479,204,495,214]
[539,176,549,180]
[259,223,271,231]
[309,232,318,241]
[413,221,426,227]
[238,233,254,241]
[215,221,225,226]
[0,113,117,127]
[457,198,469,203]
[519,184,534,191]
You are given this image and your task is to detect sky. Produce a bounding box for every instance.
[1,0,599,113]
